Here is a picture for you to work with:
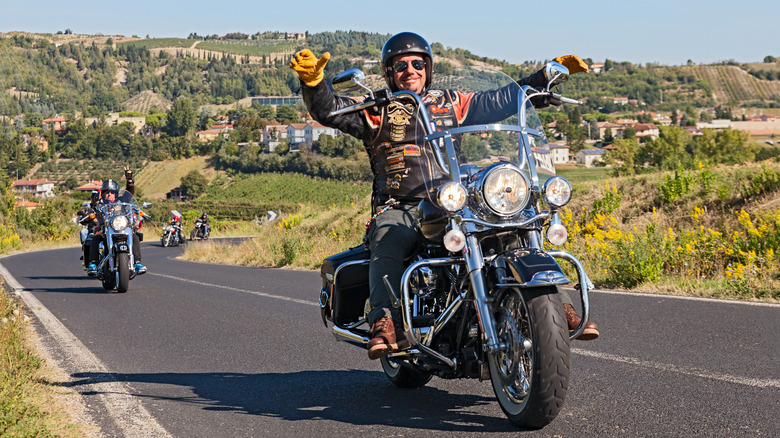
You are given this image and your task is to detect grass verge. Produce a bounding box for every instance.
[0,279,98,437]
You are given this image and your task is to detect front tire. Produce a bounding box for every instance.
[487,286,570,429]
[161,233,169,247]
[116,253,130,293]
[380,356,432,388]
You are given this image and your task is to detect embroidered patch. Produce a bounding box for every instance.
[403,144,421,156]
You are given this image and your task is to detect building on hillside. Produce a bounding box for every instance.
[286,123,307,145]
[74,180,103,192]
[549,144,570,164]
[304,121,340,143]
[263,124,288,152]
[196,128,231,143]
[166,187,190,202]
[634,123,660,140]
[251,96,302,107]
[596,121,624,139]
[22,134,49,151]
[590,62,604,73]
[696,119,731,130]
[43,117,68,132]
[83,113,146,133]
[612,97,629,105]
[15,199,41,211]
[575,149,606,167]
[12,179,56,198]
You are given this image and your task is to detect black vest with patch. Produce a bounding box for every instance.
[367,89,459,203]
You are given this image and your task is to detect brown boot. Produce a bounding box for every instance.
[367,317,408,360]
[564,304,599,341]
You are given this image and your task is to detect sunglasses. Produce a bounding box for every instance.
[393,59,426,73]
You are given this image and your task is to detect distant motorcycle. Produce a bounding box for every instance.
[190,219,210,241]
[161,210,185,247]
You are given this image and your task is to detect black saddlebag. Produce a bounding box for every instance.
[321,245,370,327]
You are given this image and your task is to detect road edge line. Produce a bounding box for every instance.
[0,262,171,438]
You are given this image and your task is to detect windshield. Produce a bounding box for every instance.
[97,189,137,217]
[416,64,556,201]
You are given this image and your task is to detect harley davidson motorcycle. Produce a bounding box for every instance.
[319,62,593,428]
[91,190,147,292]
[161,210,185,247]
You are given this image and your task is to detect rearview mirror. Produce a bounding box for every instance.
[544,61,569,89]
[332,68,372,97]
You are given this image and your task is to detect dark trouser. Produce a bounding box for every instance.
[89,233,142,264]
[366,204,419,326]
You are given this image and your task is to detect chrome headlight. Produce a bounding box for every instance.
[438,182,467,212]
[542,176,572,208]
[111,216,129,231]
[480,165,530,216]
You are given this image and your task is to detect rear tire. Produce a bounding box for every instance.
[82,245,90,268]
[116,253,130,293]
[487,286,570,429]
[380,356,432,388]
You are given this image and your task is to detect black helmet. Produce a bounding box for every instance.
[381,32,434,91]
[90,190,99,202]
[100,179,119,195]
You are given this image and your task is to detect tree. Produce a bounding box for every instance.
[179,170,207,198]
[276,105,300,123]
[166,98,197,137]
[764,55,777,63]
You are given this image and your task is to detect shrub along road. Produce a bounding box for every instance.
[1,243,778,437]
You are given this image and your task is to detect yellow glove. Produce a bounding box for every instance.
[289,49,331,87]
[553,54,589,74]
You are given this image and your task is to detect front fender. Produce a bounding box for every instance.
[502,248,571,287]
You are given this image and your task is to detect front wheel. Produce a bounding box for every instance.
[161,232,169,247]
[116,252,130,293]
[487,286,570,429]
[380,356,432,388]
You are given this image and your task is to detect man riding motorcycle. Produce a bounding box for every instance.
[191,212,210,240]
[291,32,598,359]
[87,167,146,276]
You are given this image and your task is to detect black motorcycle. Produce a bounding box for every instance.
[319,62,592,428]
[190,219,210,241]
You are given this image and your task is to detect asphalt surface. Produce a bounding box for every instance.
[1,241,779,437]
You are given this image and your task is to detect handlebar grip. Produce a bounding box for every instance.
[552,93,582,105]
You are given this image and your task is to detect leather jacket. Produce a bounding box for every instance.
[302,70,547,203]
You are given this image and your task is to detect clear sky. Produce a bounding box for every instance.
[3,0,778,66]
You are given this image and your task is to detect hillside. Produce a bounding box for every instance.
[2,30,780,119]
[135,156,217,200]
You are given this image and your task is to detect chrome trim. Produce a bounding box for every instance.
[332,326,369,344]
[461,211,550,229]
[547,250,593,340]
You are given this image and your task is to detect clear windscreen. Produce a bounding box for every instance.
[417,64,555,201]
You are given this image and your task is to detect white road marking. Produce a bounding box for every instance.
[152,271,780,390]
[573,348,780,389]
[0,262,171,438]
[147,272,319,307]
[592,289,780,308]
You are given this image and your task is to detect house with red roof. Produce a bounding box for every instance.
[12,179,56,198]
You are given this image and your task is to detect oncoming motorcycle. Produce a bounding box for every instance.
[91,190,147,292]
[161,210,185,247]
[319,62,592,428]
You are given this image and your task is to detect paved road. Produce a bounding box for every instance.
[1,242,778,437]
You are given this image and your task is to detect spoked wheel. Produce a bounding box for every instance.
[487,286,570,429]
[380,356,432,388]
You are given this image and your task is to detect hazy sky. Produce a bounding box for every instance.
[3,0,778,66]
